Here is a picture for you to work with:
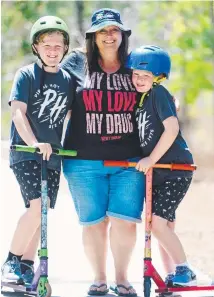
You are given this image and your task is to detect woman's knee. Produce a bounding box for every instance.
[84,217,109,232]
[110,217,136,231]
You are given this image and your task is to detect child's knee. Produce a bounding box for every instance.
[28,198,50,219]
[151,215,166,234]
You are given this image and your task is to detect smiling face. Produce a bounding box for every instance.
[34,31,67,69]
[132,69,154,92]
[95,25,122,53]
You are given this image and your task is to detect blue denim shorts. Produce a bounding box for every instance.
[63,158,145,225]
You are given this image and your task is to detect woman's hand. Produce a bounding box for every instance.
[135,156,155,174]
[173,97,180,112]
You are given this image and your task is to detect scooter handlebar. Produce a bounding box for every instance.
[104,161,197,171]
[10,145,77,157]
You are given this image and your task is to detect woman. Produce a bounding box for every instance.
[61,8,145,296]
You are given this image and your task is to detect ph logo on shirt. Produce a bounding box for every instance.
[136,107,154,148]
[33,85,68,129]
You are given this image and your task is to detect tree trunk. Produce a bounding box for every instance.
[75,1,84,38]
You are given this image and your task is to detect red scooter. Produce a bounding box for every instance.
[104,161,214,297]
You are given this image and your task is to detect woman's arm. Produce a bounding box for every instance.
[173,97,180,112]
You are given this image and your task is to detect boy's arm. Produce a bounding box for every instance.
[11,100,37,146]
[11,100,52,160]
[136,86,180,173]
[150,116,179,164]
[136,116,179,173]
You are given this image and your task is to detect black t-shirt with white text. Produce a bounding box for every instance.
[60,51,141,160]
[9,63,74,171]
[135,85,194,185]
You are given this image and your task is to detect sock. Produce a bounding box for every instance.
[167,272,174,276]
[176,261,189,268]
[6,252,22,263]
[20,260,34,274]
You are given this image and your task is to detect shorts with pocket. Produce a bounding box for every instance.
[63,158,145,225]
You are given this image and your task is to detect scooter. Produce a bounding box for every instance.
[1,145,77,297]
[104,161,214,297]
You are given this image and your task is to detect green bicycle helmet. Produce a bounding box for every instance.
[30,15,70,46]
[30,16,70,95]
[30,15,70,65]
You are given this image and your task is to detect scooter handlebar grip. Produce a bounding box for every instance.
[104,160,197,171]
[10,145,77,157]
[171,164,197,171]
[104,161,130,167]
[52,148,77,156]
[10,145,38,153]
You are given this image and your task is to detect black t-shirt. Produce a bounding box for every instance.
[60,50,141,160]
[9,63,74,171]
[136,85,194,185]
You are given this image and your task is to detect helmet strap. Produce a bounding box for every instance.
[153,76,166,86]
[139,92,148,107]
[40,65,46,98]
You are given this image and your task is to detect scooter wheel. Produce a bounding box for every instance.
[44,283,52,297]
[36,282,52,297]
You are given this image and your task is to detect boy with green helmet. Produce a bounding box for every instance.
[30,15,70,66]
[30,15,70,43]
[1,16,74,285]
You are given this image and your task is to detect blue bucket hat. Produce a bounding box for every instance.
[85,8,131,38]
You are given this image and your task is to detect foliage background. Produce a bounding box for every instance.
[1,0,214,170]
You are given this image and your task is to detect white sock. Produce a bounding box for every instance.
[176,261,189,268]
[167,272,174,275]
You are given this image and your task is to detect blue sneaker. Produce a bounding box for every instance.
[172,266,197,286]
[18,263,34,285]
[1,256,22,281]
[165,273,174,287]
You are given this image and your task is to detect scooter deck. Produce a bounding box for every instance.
[2,282,214,297]
[156,293,214,297]
[1,281,37,295]
[156,285,214,296]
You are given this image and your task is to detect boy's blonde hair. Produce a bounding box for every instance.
[35,30,67,45]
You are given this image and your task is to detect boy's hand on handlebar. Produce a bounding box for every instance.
[32,143,52,160]
[135,156,154,174]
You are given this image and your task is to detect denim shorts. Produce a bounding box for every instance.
[63,158,145,225]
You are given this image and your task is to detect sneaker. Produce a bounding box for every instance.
[165,273,174,287]
[19,263,34,285]
[172,266,197,286]
[1,256,22,281]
